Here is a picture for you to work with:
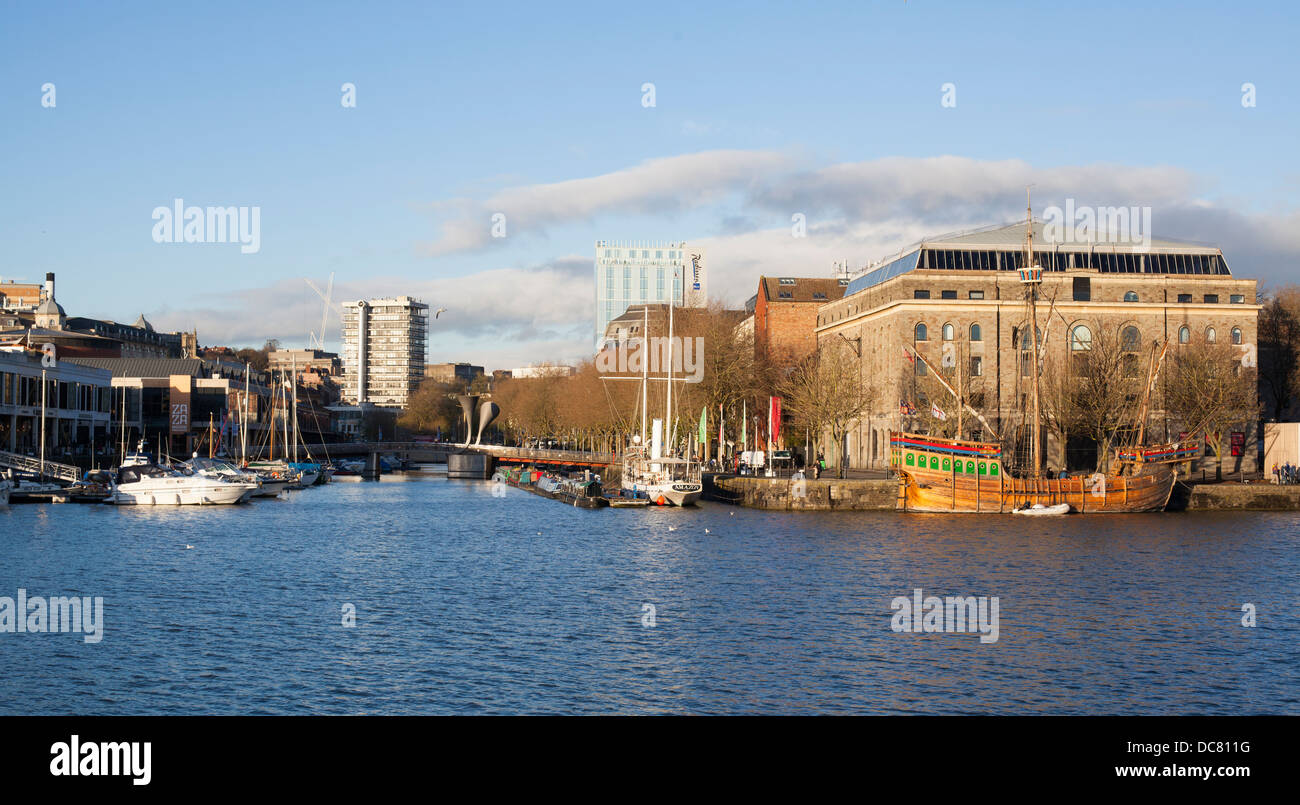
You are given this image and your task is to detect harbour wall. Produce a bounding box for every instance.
[708,476,897,511]
[1183,482,1300,511]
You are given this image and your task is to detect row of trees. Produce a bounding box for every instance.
[398,303,772,456]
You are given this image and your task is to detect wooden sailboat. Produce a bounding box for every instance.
[891,195,1184,513]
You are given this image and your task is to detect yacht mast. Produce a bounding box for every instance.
[1022,189,1044,478]
[241,362,250,466]
[640,304,648,448]
[292,354,300,463]
[666,278,674,453]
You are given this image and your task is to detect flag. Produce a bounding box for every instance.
[931,403,947,421]
[698,406,707,452]
[770,396,782,444]
[903,347,915,365]
[741,400,747,450]
[900,399,917,416]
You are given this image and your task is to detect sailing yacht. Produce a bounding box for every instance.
[891,197,1182,513]
[616,294,703,506]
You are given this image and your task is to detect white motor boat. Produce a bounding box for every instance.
[107,463,256,505]
[1012,503,1072,516]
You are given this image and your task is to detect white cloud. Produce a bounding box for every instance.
[153,152,1300,366]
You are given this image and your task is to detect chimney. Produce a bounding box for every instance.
[44,272,55,301]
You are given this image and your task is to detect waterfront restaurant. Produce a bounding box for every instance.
[0,348,113,461]
[814,221,1261,474]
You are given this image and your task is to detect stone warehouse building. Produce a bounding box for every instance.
[815,221,1260,473]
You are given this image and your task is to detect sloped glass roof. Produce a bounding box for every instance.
[844,249,920,296]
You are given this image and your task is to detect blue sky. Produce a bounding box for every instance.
[1,0,1297,369]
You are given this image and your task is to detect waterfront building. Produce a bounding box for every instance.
[814,221,1261,473]
[425,362,485,385]
[754,276,850,369]
[0,273,188,359]
[340,297,429,408]
[0,348,112,460]
[594,241,706,349]
[61,356,322,459]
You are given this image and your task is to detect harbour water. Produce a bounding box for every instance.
[1,473,1297,715]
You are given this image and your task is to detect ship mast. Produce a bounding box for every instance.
[1021,189,1044,478]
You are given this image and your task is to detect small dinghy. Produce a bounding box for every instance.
[1012,503,1071,516]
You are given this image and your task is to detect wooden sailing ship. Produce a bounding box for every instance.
[892,194,1191,513]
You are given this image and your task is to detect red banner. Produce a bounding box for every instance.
[770,396,782,444]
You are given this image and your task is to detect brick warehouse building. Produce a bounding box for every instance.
[754,276,850,369]
[814,221,1261,473]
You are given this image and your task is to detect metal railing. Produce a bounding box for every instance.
[0,450,81,482]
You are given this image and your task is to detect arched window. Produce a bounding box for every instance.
[1070,324,1093,351]
[1121,325,1140,352]
[970,323,982,342]
[1206,327,1217,343]
[1123,291,1139,302]
[942,323,954,341]
[1178,326,1190,344]
[1232,327,1242,345]
[1018,325,1041,349]
[915,323,928,341]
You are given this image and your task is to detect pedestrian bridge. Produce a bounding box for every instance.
[295,441,614,468]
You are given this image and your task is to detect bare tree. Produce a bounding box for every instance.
[781,338,876,477]
[1258,287,1300,420]
[1062,327,1143,474]
[1165,339,1259,480]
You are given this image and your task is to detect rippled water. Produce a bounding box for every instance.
[1,473,1297,714]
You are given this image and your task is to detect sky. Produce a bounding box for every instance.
[1,0,1297,371]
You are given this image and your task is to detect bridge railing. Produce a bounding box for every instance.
[0,450,82,483]
[292,442,614,464]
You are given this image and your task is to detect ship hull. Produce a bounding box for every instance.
[896,465,1176,513]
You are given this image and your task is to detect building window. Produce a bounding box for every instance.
[914,290,930,299]
[941,290,957,299]
[1071,324,1093,351]
[968,290,984,299]
[942,323,954,341]
[1177,293,1192,303]
[1122,325,1140,352]
[1204,294,1219,303]
[970,323,982,341]
[1179,326,1190,344]
[1123,291,1138,302]
[1073,277,1091,302]
[1206,327,1217,343]
[1230,294,1245,304]
[970,356,983,377]
[1232,327,1242,345]
[915,323,928,341]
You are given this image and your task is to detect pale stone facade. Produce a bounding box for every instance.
[815,223,1261,473]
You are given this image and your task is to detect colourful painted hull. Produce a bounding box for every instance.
[890,430,1177,513]
[895,464,1177,513]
